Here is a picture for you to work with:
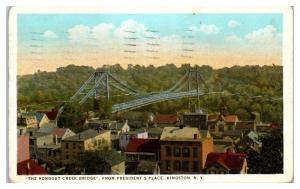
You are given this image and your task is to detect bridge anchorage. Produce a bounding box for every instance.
[66,68,218,114]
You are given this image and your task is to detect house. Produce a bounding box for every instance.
[38,109,59,125]
[204,152,248,174]
[126,160,160,175]
[109,121,130,150]
[125,138,160,162]
[119,130,148,151]
[35,112,50,127]
[17,113,38,129]
[183,113,207,130]
[17,159,48,175]
[51,128,75,144]
[208,114,239,132]
[28,131,54,159]
[110,120,130,133]
[18,135,30,163]
[153,113,178,127]
[61,129,111,165]
[159,126,213,174]
[37,123,56,134]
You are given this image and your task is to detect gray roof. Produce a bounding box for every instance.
[63,129,109,141]
[38,123,57,133]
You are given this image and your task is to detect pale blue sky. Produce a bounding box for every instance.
[17,13,283,75]
[18,13,282,44]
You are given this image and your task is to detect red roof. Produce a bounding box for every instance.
[51,128,67,138]
[17,159,48,175]
[153,113,178,124]
[205,152,247,171]
[224,115,238,123]
[208,114,238,123]
[126,138,159,153]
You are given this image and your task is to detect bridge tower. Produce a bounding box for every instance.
[187,68,205,112]
[70,70,138,105]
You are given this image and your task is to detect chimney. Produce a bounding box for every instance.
[194,134,198,139]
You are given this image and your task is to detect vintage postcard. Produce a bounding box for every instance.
[8,6,293,183]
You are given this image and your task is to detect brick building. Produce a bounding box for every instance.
[18,135,30,163]
[159,126,213,174]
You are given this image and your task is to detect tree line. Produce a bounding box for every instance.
[17,63,283,127]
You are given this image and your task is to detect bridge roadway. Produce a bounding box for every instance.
[112,90,224,113]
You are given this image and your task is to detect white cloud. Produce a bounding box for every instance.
[199,24,220,34]
[224,35,242,43]
[245,25,280,44]
[43,30,58,38]
[92,23,116,40]
[68,24,91,41]
[228,20,240,28]
[114,19,147,39]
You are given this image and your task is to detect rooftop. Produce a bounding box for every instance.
[208,114,239,123]
[63,129,109,141]
[160,126,204,141]
[205,152,247,171]
[153,113,178,124]
[126,138,159,153]
[17,159,48,175]
[38,110,58,120]
[51,128,68,138]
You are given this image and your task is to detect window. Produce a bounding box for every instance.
[29,139,35,145]
[65,142,69,149]
[182,161,189,172]
[73,143,76,149]
[173,161,181,171]
[166,146,171,157]
[182,147,190,157]
[66,154,69,159]
[193,161,199,172]
[173,147,181,157]
[193,147,199,158]
[165,160,171,171]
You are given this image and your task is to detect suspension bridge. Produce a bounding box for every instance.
[68,69,213,113]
